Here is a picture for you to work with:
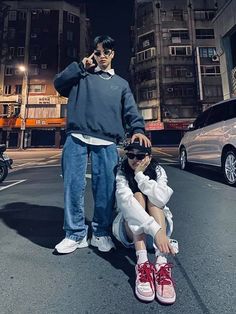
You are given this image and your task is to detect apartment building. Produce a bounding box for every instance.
[0,0,90,148]
[131,0,223,144]
[213,0,236,99]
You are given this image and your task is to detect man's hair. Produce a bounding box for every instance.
[93,35,115,50]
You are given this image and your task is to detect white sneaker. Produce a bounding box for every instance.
[90,234,116,252]
[55,236,88,254]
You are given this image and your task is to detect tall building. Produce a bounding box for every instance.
[0,0,90,148]
[131,0,223,144]
[213,0,236,99]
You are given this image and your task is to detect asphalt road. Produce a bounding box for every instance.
[0,149,235,314]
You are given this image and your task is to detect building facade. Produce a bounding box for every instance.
[0,0,90,148]
[213,0,236,100]
[131,0,223,144]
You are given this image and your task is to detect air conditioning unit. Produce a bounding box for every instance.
[186,72,193,77]
[212,55,219,62]
[167,87,174,92]
[31,55,37,60]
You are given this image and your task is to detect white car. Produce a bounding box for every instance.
[179,98,236,186]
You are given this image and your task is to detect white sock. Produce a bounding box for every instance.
[156,255,167,265]
[136,250,148,264]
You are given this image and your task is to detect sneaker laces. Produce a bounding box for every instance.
[155,263,175,291]
[137,262,155,292]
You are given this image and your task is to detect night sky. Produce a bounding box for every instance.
[86,0,134,79]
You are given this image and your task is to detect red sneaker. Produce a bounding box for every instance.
[155,262,176,304]
[135,261,155,302]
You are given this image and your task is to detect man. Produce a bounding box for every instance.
[54,35,150,254]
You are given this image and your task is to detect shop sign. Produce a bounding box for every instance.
[38,97,50,104]
[145,121,164,131]
[164,121,192,130]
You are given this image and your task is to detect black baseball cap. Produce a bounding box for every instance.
[124,140,151,155]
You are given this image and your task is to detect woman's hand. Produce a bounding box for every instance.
[154,230,176,255]
[134,156,151,175]
[82,53,96,70]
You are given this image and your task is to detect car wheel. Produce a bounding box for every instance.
[222,150,236,186]
[180,148,188,170]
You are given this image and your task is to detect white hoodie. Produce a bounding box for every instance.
[115,165,173,239]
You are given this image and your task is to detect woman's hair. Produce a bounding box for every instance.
[93,35,115,50]
[120,157,160,193]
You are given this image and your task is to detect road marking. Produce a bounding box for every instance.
[153,149,174,157]
[49,153,61,159]
[0,179,26,191]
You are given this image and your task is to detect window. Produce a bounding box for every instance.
[5,66,14,75]
[166,85,194,97]
[67,13,75,23]
[201,65,220,76]
[135,67,156,82]
[141,108,153,120]
[196,29,214,39]
[17,47,25,57]
[9,47,15,57]
[67,31,73,41]
[165,65,193,78]
[66,47,77,58]
[14,105,21,116]
[169,46,192,56]
[18,10,26,20]
[3,104,8,115]
[15,85,22,94]
[8,28,16,39]
[203,85,223,98]
[4,85,12,95]
[139,87,157,101]
[136,47,156,62]
[227,100,236,119]
[29,84,45,93]
[199,47,216,58]
[170,30,189,40]
[193,109,211,129]
[29,64,39,75]
[206,104,227,126]
[172,10,183,21]
[27,104,57,118]
[8,11,17,21]
[194,10,216,21]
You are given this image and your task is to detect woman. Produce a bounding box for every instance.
[113,140,178,304]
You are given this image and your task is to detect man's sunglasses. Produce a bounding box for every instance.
[126,153,148,160]
[94,49,113,57]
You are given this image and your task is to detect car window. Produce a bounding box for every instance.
[226,100,236,120]
[193,108,211,129]
[205,104,227,126]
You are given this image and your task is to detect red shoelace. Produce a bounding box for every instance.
[137,262,155,292]
[155,263,175,291]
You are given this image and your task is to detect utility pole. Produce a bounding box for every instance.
[19,9,31,149]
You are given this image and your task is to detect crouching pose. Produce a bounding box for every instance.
[113,140,178,304]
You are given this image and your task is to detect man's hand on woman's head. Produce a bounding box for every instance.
[131,133,151,147]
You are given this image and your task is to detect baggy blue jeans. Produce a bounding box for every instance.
[62,135,119,241]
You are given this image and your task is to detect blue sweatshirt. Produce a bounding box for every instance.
[54,62,145,143]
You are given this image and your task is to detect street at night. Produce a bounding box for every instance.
[0,149,235,314]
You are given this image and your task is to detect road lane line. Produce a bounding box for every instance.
[153,149,173,157]
[0,179,26,191]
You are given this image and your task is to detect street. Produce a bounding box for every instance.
[0,148,235,314]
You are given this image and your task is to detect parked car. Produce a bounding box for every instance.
[179,98,236,186]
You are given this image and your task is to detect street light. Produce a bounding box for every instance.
[18,65,29,149]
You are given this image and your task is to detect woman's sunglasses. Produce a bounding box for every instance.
[94,49,113,57]
[126,153,148,160]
